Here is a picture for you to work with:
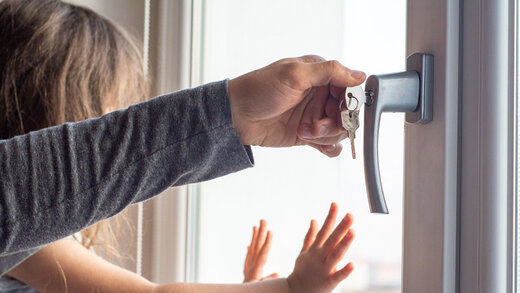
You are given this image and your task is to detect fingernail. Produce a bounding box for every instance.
[318,125,328,137]
[301,124,313,139]
[324,144,337,153]
[351,70,365,80]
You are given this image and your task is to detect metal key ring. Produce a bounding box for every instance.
[346,93,359,110]
[339,94,360,111]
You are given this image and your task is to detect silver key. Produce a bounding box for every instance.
[341,109,360,159]
[340,86,364,159]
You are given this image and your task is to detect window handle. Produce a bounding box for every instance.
[363,53,434,213]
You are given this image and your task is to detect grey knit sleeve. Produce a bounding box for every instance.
[0,80,254,255]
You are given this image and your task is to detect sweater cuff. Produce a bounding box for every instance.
[221,79,255,167]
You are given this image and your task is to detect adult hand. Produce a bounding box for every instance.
[243,220,279,282]
[287,203,355,293]
[228,56,366,157]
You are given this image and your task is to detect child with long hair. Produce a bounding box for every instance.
[0,1,356,292]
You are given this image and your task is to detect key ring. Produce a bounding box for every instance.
[339,93,360,111]
[347,93,359,110]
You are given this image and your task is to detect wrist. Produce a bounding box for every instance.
[149,283,162,293]
[286,273,303,293]
[228,77,262,146]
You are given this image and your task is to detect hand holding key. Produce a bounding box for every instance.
[228,56,366,157]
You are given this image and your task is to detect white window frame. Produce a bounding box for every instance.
[148,0,193,283]
[148,0,206,283]
[458,0,516,292]
[403,0,460,292]
[405,0,516,292]
[150,0,518,291]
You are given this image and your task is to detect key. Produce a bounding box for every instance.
[340,86,364,159]
[341,109,360,159]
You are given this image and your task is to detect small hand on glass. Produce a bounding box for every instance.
[287,202,355,293]
[243,220,279,282]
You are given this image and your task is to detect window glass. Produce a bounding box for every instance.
[193,1,405,292]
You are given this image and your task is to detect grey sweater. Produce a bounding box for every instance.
[0,80,254,262]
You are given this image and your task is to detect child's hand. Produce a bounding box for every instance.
[287,203,355,293]
[243,220,279,282]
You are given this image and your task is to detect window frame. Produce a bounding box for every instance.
[405,0,517,292]
[402,0,461,292]
[457,0,517,292]
[162,0,519,291]
[147,0,194,283]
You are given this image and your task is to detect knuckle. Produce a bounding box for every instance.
[328,273,341,284]
[281,63,306,88]
[328,234,340,244]
[327,60,341,72]
[273,57,295,65]
[321,147,340,158]
[301,54,325,62]
[329,250,340,262]
[283,62,301,76]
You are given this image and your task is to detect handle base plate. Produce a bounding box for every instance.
[405,53,434,124]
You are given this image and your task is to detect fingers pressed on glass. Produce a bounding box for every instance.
[262,273,279,280]
[255,220,267,254]
[313,203,338,248]
[331,262,355,283]
[321,213,354,254]
[245,226,258,274]
[257,230,272,266]
[244,221,274,283]
[244,246,250,273]
[250,225,259,258]
[326,229,355,267]
[301,219,318,252]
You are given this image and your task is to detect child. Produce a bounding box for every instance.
[0,1,356,292]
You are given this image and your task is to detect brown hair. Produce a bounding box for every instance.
[0,0,149,255]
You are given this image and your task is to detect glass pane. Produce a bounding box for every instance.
[192,1,405,292]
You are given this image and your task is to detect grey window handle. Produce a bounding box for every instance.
[363,53,434,214]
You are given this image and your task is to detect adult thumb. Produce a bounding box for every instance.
[302,60,366,88]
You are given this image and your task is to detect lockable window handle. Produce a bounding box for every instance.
[363,53,434,214]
